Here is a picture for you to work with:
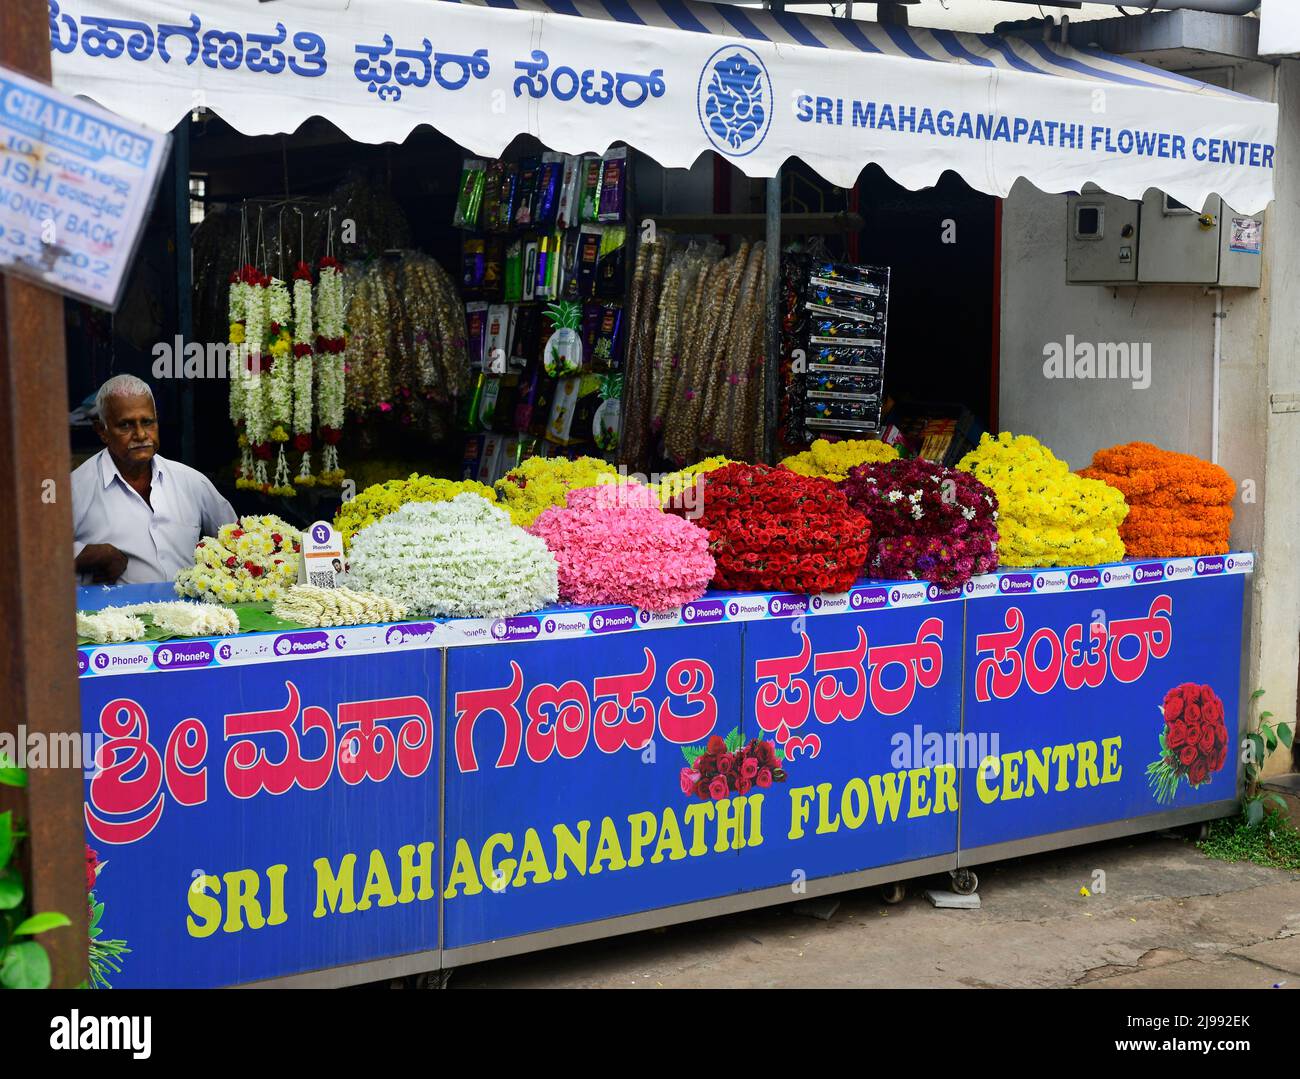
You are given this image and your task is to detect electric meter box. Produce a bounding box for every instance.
[1066,186,1263,288]
[1066,186,1139,284]
[1137,193,1263,287]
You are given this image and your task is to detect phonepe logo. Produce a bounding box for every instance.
[590,608,637,634]
[964,577,999,598]
[850,587,888,610]
[491,617,540,641]
[90,646,153,671]
[768,595,810,618]
[926,583,962,602]
[153,641,215,669]
[1068,569,1101,590]
[998,574,1034,595]
[682,600,726,624]
[273,632,330,657]
[1164,560,1195,581]
[1196,556,1225,576]
[77,653,89,675]
[1225,554,1253,572]
[889,583,928,605]
[1133,563,1165,583]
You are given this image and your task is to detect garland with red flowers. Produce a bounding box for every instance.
[666,462,870,594]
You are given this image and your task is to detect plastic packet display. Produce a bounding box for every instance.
[809,317,884,347]
[805,282,886,321]
[810,343,885,369]
[515,156,541,229]
[535,152,564,230]
[809,261,891,292]
[805,369,882,398]
[453,158,487,229]
[805,393,881,422]
[482,160,505,232]
[597,147,627,222]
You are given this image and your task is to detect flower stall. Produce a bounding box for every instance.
[49,0,1274,988]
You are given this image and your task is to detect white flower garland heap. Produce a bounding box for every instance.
[315,258,346,486]
[292,264,315,485]
[175,514,302,604]
[273,585,407,627]
[77,601,240,642]
[77,608,148,644]
[346,494,558,618]
[240,274,271,491]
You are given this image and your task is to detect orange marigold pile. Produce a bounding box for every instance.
[1079,442,1235,557]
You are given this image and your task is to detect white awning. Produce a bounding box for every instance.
[47,0,1278,212]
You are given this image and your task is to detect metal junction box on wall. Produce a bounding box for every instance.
[1066,186,1263,288]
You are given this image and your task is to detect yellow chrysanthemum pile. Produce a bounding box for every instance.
[334,474,497,548]
[780,438,899,482]
[653,456,736,505]
[494,456,619,527]
[957,432,1128,567]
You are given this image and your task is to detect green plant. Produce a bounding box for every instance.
[1242,689,1294,826]
[1198,812,1300,872]
[0,755,71,989]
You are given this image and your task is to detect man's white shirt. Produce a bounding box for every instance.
[72,450,236,584]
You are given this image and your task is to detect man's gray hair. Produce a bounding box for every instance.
[94,374,155,421]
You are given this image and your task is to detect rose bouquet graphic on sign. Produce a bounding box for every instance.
[680,728,787,801]
[1147,682,1230,804]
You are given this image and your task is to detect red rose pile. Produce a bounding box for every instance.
[667,463,870,593]
[841,458,999,589]
[680,731,787,801]
[1147,682,1230,803]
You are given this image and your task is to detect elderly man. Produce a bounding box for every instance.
[73,374,236,584]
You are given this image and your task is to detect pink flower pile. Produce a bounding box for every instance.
[529,483,716,612]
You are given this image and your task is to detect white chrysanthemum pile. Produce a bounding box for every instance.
[77,608,148,644]
[77,601,240,642]
[175,515,301,603]
[274,585,408,627]
[346,494,559,618]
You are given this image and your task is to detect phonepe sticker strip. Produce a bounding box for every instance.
[0,64,170,310]
[74,555,1255,678]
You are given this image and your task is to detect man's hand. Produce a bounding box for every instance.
[75,543,129,584]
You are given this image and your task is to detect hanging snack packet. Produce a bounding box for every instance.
[597,147,628,222]
[482,160,505,232]
[580,155,603,223]
[503,240,523,303]
[557,154,583,230]
[573,225,603,300]
[515,155,541,229]
[591,302,624,371]
[534,152,564,230]
[594,225,626,301]
[465,302,489,371]
[453,158,487,229]
[461,236,486,294]
[497,161,520,232]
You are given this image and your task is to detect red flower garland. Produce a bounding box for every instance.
[667,462,870,593]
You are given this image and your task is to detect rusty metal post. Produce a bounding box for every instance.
[0,0,90,988]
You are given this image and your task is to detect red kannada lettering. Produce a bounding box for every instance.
[867,617,944,716]
[593,647,656,753]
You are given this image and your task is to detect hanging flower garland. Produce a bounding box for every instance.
[315,255,347,486]
[265,276,295,496]
[237,267,272,492]
[291,261,316,486]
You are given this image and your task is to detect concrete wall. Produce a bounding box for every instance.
[1000,59,1299,772]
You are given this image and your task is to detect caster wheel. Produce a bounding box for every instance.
[1188,821,1211,842]
[950,868,979,896]
[880,882,907,905]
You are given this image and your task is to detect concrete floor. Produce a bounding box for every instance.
[449,832,1300,988]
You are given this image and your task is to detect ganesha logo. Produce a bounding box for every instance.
[697,45,772,157]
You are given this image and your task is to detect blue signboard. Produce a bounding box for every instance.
[739,602,964,889]
[81,650,441,988]
[442,623,745,949]
[960,571,1245,852]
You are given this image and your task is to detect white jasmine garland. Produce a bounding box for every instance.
[267,276,291,327]
[346,494,559,618]
[274,585,408,627]
[77,609,148,644]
